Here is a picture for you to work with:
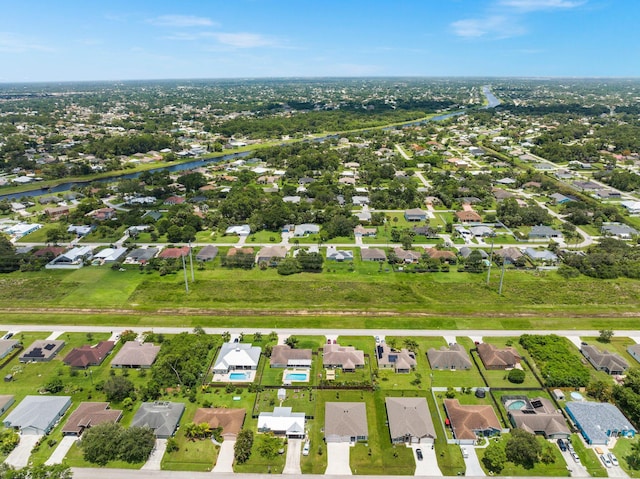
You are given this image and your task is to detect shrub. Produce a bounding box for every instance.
[507,369,525,384]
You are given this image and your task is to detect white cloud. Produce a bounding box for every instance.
[211,32,277,48]
[0,32,53,53]
[451,16,525,38]
[499,0,585,11]
[148,15,216,27]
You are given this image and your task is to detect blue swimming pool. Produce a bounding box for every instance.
[508,400,526,410]
[285,372,308,381]
[229,372,248,380]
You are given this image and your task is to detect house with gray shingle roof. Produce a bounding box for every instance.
[325,402,368,443]
[3,396,72,435]
[323,343,364,372]
[385,397,435,444]
[376,344,416,373]
[507,396,570,439]
[581,344,629,375]
[566,401,636,445]
[131,401,185,438]
[427,344,472,370]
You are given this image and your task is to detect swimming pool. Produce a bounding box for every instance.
[285,372,309,381]
[229,372,249,380]
[507,400,526,410]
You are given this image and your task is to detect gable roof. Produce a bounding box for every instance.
[196,245,218,261]
[361,248,387,261]
[427,344,472,369]
[323,343,365,369]
[582,344,629,373]
[158,246,190,259]
[456,211,482,222]
[444,399,501,440]
[325,402,368,438]
[258,407,306,436]
[509,397,569,437]
[477,343,521,369]
[193,408,246,439]
[110,341,160,368]
[214,342,261,371]
[376,344,417,371]
[64,341,115,368]
[62,402,122,435]
[131,402,185,438]
[566,401,636,444]
[19,340,65,362]
[385,397,435,441]
[256,246,287,262]
[3,396,72,434]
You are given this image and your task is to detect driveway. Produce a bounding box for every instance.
[558,447,588,477]
[5,434,42,468]
[45,435,77,465]
[213,439,235,472]
[462,446,485,476]
[283,438,302,474]
[141,438,166,470]
[325,442,352,475]
[410,444,442,476]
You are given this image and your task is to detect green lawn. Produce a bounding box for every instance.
[570,433,607,477]
[613,437,640,478]
[233,433,286,473]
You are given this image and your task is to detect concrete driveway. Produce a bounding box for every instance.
[410,444,442,476]
[462,446,485,476]
[45,436,77,465]
[560,448,588,477]
[283,438,302,474]
[141,438,166,470]
[325,442,352,475]
[5,434,42,468]
[213,439,235,473]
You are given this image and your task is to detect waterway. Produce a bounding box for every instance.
[0,85,501,202]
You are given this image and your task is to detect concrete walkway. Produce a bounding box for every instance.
[141,438,167,470]
[213,439,235,473]
[45,435,77,465]
[283,438,302,474]
[5,434,42,469]
[325,443,352,475]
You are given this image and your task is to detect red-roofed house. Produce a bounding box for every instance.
[64,341,115,368]
[158,246,190,259]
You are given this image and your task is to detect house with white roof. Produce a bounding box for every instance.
[213,342,261,374]
[257,407,306,438]
[225,225,251,236]
[45,246,94,270]
[3,396,72,435]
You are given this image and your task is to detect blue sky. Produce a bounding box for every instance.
[0,0,637,82]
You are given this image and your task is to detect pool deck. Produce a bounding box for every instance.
[282,368,311,385]
[212,370,257,383]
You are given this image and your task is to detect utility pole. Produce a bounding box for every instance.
[188,242,195,282]
[182,254,189,293]
[486,238,495,284]
[498,259,507,295]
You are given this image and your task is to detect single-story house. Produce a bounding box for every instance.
[192,408,246,440]
[529,225,563,239]
[507,396,570,439]
[424,248,456,263]
[294,224,320,237]
[131,402,185,438]
[352,196,369,206]
[361,248,387,262]
[444,399,501,443]
[385,397,436,444]
[323,343,365,371]
[404,208,427,222]
[19,340,65,363]
[93,247,128,264]
[44,206,70,219]
[627,344,640,364]
[427,344,472,370]
[110,341,160,368]
[67,225,94,237]
[269,344,312,368]
[494,247,523,264]
[456,211,482,223]
[213,342,261,374]
[581,344,629,375]
[459,247,488,260]
[354,225,376,237]
[164,196,185,205]
[469,225,494,238]
[46,245,94,269]
[476,343,521,370]
[0,395,15,416]
[524,248,558,264]
[621,201,640,215]
[549,193,572,205]
[64,341,115,368]
[255,246,287,265]
[325,402,368,443]
[196,245,218,262]
[565,401,636,445]
[282,195,301,204]
[376,344,416,373]
[62,402,123,436]
[493,188,514,201]
[601,222,639,239]
[3,223,41,239]
[0,340,20,361]
[3,395,72,435]
[393,247,421,263]
[124,247,159,264]
[225,225,251,236]
[88,207,117,221]
[326,246,353,262]
[158,246,190,259]
[258,407,305,438]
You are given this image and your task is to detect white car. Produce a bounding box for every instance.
[571,452,581,464]
[302,441,310,456]
[461,447,469,458]
[601,454,612,468]
[608,453,619,467]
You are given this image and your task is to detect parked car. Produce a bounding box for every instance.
[595,446,604,455]
[375,336,380,344]
[302,441,310,456]
[601,454,612,468]
[461,447,469,458]
[3,333,13,339]
[608,453,619,467]
[557,439,567,451]
[416,448,423,461]
[571,452,581,464]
